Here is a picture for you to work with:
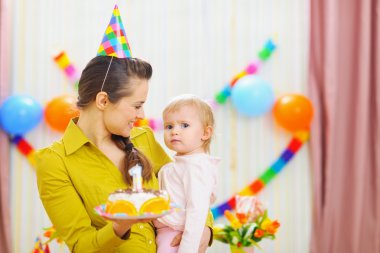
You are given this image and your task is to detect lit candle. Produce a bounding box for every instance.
[129,164,143,192]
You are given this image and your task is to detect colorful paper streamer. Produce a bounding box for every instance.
[215,39,276,104]
[211,130,309,219]
[10,135,36,168]
[134,39,278,126]
[53,51,80,89]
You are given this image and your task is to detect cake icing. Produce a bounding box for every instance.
[105,189,170,216]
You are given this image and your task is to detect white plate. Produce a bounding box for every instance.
[94,203,180,220]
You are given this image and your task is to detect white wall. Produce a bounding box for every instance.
[4,0,311,252]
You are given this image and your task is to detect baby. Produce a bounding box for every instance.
[154,94,219,253]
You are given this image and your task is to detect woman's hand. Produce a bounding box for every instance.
[170,232,182,247]
[112,219,135,238]
[170,226,211,251]
[104,216,154,238]
[198,226,211,253]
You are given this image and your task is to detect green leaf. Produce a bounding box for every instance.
[214,237,229,244]
[243,224,256,240]
[249,239,263,250]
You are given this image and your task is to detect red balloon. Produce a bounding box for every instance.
[273,94,314,132]
[45,95,80,132]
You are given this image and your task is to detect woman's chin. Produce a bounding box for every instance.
[122,131,131,138]
[114,129,131,138]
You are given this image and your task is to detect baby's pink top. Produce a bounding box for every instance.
[157,153,219,253]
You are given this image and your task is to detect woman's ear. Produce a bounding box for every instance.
[201,126,213,141]
[95,91,108,110]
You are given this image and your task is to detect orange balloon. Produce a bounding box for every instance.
[273,94,314,132]
[45,95,80,132]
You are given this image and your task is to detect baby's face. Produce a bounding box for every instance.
[163,105,206,156]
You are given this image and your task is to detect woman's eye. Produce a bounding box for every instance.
[181,123,189,128]
[135,106,142,110]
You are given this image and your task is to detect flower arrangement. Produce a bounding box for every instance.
[213,195,280,253]
[32,226,64,253]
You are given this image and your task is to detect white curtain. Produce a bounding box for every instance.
[5,0,311,252]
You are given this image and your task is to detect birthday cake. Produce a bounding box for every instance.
[105,189,171,216]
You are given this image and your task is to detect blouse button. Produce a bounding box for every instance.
[139,225,144,229]
[148,240,153,244]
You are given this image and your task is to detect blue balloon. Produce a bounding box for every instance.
[0,95,43,135]
[231,75,275,117]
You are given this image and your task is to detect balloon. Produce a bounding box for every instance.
[273,94,314,132]
[231,75,275,117]
[45,95,80,132]
[0,95,43,135]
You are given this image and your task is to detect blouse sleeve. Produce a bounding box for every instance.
[178,163,215,253]
[35,148,125,252]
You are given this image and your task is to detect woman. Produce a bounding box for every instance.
[35,56,212,252]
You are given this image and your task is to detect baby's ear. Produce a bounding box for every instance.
[201,126,213,141]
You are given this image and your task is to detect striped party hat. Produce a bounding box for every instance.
[97,5,132,58]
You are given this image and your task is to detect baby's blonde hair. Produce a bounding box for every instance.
[163,94,215,153]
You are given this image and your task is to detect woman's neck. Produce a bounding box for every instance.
[76,108,112,147]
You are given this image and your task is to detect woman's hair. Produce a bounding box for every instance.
[77,56,152,107]
[77,56,153,186]
[163,94,215,153]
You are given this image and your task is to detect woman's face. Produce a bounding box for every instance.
[103,78,148,137]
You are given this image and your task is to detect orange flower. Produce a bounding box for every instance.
[236,213,248,224]
[254,229,264,238]
[267,220,280,234]
[272,220,280,228]
[261,218,272,230]
[42,226,64,245]
[43,230,52,238]
[224,210,242,229]
[43,227,56,238]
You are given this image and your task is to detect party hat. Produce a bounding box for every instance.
[97,5,132,58]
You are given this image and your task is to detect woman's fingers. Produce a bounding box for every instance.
[199,226,211,248]
[170,232,183,246]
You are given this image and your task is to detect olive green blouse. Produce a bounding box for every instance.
[36,120,174,252]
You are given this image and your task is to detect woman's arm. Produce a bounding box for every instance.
[36,148,127,252]
[171,226,211,251]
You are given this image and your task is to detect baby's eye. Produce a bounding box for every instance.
[180,123,189,128]
[165,125,173,130]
